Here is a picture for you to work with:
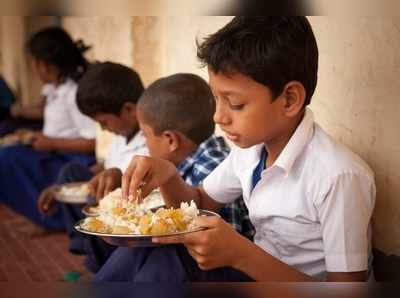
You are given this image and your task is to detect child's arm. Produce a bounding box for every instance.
[37,185,58,214]
[121,155,224,212]
[32,133,95,154]
[153,169,373,282]
[10,97,45,120]
[89,163,105,175]
[154,215,367,282]
[124,157,370,282]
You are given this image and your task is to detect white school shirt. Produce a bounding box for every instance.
[104,131,148,172]
[40,83,54,98]
[42,78,96,139]
[202,108,376,280]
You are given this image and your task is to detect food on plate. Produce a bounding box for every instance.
[59,183,90,198]
[80,188,199,235]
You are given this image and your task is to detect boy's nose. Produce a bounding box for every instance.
[213,106,230,126]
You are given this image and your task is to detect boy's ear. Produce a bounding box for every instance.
[162,130,180,152]
[281,81,306,117]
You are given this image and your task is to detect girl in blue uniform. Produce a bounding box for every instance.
[0,27,97,230]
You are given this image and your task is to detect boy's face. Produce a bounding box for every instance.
[31,58,56,84]
[94,113,131,137]
[93,102,138,137]
[137,110,174,162]
[209,70,290,148]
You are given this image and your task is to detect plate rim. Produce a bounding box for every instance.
[74,209,220,238]
[81,204,99,216]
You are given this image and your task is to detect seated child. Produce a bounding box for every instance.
[0,29,90,136]
[94,73,253,282]
[0,27,96,230]
[37,62,148,272]
[115,17,375,282]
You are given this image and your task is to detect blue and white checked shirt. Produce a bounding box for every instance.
[177,135,254,240]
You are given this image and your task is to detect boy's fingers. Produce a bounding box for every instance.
[122,163,136,200]
[127,163,150,202]
[104,178,114,197]
[152,231,202,245]
[88,177,98,197]
[194,215,221,229]
[44,201,56,215]
[187,247,206,259]
[96,176,106,200]
[187,248,201,262]
[38,198,47,214]
[152,235,185,244]
[38,192,55,214]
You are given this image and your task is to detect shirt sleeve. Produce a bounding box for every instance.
[40,83,55,98]
[315,172,376,272]
[103,136,119,170]
[202,149,243,204]
[104,133,149,173]
[117,132,149,172]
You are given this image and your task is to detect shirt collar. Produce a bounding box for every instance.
[273,108,315,175]
[47,78,75,102]
[125,130,146,151]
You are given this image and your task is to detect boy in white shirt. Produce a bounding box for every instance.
[121,17,376,281]
[38,62,148,272]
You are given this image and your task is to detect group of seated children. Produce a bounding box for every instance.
[0,16,375,282]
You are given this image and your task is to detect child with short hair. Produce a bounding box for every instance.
[0,27,96,230]
[37,62,148,272]
[120,17,375,282]
[94,73,253,282]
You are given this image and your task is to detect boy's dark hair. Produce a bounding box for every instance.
[76,62,144,117]
[26,26,91,82]
[197,17,318,106]
[138,73,215,145]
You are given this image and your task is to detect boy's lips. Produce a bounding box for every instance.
[222,130,240,141]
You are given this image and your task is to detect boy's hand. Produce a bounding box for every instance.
[88,168,122,201]
[32,133,54,151]
[152,216,247,271]
[122,155,177,201]
[10,103,22,118]
[37,185,58,215]
[89,163,105,175]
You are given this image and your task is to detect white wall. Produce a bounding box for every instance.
[62,17,134,67]
[62,17,135,161]
[309,17,400,254]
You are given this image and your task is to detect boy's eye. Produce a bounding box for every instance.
[229,103,244,110]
